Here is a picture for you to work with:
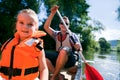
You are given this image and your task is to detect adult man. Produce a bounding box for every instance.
[44,5,83,80]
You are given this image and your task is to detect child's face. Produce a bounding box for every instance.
[16,13,37,40]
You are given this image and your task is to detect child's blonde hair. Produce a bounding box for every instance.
[17,9,38,29]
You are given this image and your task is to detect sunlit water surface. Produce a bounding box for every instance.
[92,51,120,80]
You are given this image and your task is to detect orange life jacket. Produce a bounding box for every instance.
[0,31,46,80]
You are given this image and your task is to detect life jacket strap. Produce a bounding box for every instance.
[1,37,14,53]
[0,66,21,76]
[36,41,43,50]
[0,66,38,76]
[24,66,38,75]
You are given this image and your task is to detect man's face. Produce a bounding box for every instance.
[59,19,69,32]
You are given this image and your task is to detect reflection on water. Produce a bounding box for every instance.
[92,51,120,80]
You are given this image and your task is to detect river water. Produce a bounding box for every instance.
[90,51,120,80]
[62,51,120,80]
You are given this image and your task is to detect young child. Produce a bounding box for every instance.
[0,9,48,80]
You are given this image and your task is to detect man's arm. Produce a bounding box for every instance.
[44,5,59,36]
[70,33,82,52]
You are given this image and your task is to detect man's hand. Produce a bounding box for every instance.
[51,5,59,14]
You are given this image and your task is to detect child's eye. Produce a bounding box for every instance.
[19,21,24,25]
[28,23,33,26]
[27,23,33,27]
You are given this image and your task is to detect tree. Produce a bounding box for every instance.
[0,0,41,44]
[117,6,120,21]
[117,40,120,52]
[98,37,110,51]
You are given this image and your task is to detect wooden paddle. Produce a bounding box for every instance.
[57,10,104,80]
[57,10,82,80]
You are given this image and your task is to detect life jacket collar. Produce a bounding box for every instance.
[31,31,46,38]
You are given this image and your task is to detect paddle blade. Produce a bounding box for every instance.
[85,63,104,80]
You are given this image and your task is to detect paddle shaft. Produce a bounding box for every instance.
[57,10,85,80]
[57,9,104,80]
[57,10,86,63]
[57,10,71,35]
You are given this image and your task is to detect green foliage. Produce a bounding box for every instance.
[117,40,120,52]
[117,6,120,21]
[98,37,111,51]
[0,0,41,44]
[117,47,120,52]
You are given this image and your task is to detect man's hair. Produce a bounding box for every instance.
[63,16,70,25]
